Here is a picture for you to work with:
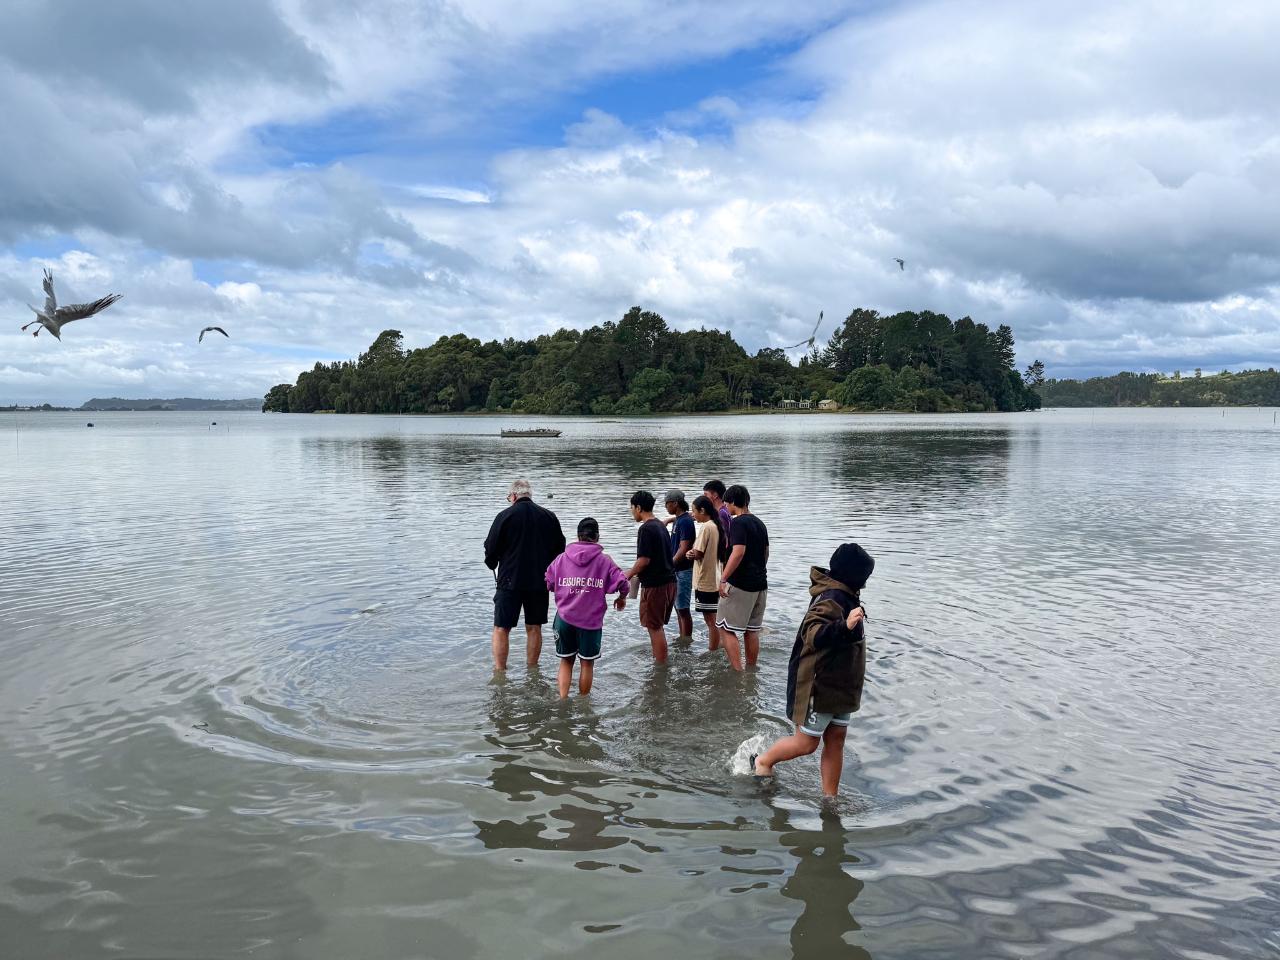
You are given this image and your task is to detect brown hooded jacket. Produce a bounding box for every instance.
[785,567,867,728]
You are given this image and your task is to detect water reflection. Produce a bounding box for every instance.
[774,806,870,960]
[3,410,1280,959]
[477,675,631,853]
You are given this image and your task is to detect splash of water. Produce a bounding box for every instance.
[728,733,771,775]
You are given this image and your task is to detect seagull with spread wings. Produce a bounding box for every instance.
[21,269,122,340]
[783,310,824,351]
[198,326,229,343]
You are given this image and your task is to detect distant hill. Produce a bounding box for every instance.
[1037,369,1279,407]
[80,397,262,411]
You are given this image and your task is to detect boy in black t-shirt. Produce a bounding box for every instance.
[623,490,675,664]
[716,484,768,671]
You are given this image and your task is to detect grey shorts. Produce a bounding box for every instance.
[800,710,852,738]
[716,586,766,633]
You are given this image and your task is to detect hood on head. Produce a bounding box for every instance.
[809,566,859,597]
[829,542,874,590]
[567,541,603,563]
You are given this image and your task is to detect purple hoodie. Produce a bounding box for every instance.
[545,541,630,631]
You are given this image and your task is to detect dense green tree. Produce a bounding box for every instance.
[262,383,293,412]
[1040,369,1279,407]
[265,305,1042,415]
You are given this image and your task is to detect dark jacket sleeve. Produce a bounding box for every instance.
[548,511,566,559]
[811,603,863,650]
[811,618,850,650]
[484,511,505,570]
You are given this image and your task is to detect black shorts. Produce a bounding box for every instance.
[494,588,550,629]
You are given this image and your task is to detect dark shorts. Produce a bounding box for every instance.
[639,581,677,629]
[553,615,603,660]
[494,587,550,629]
[694,589,719,613]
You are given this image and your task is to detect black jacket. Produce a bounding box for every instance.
[484,497,566,591]
[785,567,867,726]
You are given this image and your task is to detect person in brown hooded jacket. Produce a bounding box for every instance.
[752,543,874,796]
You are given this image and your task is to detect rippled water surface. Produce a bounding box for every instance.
[3,409,1279,959]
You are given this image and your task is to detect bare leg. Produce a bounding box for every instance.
[744,629,760,667]
[557,655,574,699]
[491,626,511,670]
[676,608,693,639]
[647,627,668,664]
[819,724,848,797]
[720,629,743,671]
[754,727,820,775]
[579,659,594,695]
[526,624,543,667]
[703,612,720,651]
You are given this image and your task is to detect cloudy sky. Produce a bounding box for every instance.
[2,0,1278,404]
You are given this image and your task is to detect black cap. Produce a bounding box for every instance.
[577,517,599,541]
[829,543,874,590]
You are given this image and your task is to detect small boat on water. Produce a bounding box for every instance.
[501,428,562,438]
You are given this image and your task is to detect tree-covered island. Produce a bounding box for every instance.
[1036,369,1279,407]
[263,306,1043,414]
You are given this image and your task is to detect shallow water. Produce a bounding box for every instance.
[2,408,1278,959]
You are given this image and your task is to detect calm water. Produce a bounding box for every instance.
[2,409,1279,959]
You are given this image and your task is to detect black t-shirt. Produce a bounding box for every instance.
[636,518,676,587]
[727,513,769,591]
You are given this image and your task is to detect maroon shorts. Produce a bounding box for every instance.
[638,581,676,629]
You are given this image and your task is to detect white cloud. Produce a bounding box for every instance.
[2,0,1279,403]
[409,186,494,205]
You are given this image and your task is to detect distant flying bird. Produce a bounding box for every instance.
[21,269,121,340]
[894,258,905,271]
[198,326,229,343]
[783,310,823,351]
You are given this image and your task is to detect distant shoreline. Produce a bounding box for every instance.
[5,403,1275,416]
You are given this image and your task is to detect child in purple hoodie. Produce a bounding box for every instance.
[545,517,631,698]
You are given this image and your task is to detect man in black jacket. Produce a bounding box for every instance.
[484,478,566,670]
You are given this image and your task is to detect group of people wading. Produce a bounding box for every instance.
[483,478,877,796]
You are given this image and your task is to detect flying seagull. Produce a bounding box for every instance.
[21,269,122,340]
[894,258,905,271]
[198,326,229,343]
[783,310,824,351]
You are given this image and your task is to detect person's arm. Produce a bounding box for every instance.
[606,560,630,597]
[687,524,706,561]
[719,544,746,596]
[690,523,716,562]
[607,559,630,609]
[673,532,693,565]
[625,522,653,580]
[483,512,505,570]
[813,607,864,648]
